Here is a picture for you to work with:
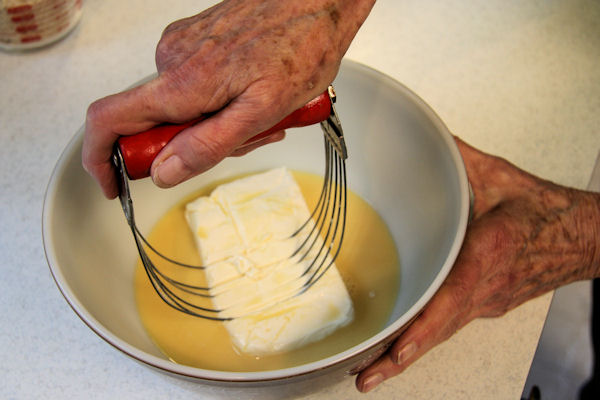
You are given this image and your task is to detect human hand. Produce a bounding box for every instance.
[82,0,375,198]
[355,137,600,393]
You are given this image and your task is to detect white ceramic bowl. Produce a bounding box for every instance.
[43,60,469,397]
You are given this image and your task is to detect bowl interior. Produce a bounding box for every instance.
[43,60,468,380]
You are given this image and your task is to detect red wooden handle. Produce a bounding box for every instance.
[117,90,331,180]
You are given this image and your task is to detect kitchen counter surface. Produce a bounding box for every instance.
[2,0,599,399]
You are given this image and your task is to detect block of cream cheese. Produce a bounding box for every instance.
[185,167,353,355]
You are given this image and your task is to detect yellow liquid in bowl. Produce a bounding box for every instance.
[134,171,400,372]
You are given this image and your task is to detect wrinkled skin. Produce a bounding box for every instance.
[82,0,375,198]
[81,1,600,394]
[356,137,600,393]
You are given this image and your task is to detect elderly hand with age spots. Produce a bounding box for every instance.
[82,0,375,198]
[356,137,600,393]
[81,0,600,393]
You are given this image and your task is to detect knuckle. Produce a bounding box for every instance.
[155,40,170,66]
[152,70,203,121]
[155,27,186,71]
[162,20,182,35]
[155,38,180,71]
[85,99,108,126]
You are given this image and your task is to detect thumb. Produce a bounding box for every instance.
[149,92,294,188]
[356,283,469,393]
[82,75,213,198]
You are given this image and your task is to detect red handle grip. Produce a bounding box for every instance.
[117,90,332,180]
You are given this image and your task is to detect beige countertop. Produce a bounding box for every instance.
[1,0,599,398]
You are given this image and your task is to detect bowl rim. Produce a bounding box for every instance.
[42,58,470,383]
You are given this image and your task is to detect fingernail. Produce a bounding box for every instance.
[152,155,188,188]
[362,373,384,393]
[395,342,417,365]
